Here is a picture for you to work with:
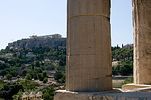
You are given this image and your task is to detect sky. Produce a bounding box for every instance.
[0,0,132,49]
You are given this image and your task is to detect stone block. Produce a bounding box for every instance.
[122,83,151,92]
[54,90,151,100]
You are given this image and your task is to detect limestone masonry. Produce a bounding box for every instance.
[66,0,112,92]
[133,0,151,84]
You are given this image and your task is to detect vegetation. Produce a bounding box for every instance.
[0,47,66,99]
[112,45,133,61]
[41,86,55,100]
[112,61,133,76]
[112,45,133,76]
[123,77,133,85]
[0,82,23,99]
[0,43,133,99]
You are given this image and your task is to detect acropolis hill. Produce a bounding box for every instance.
[7,34,66,50]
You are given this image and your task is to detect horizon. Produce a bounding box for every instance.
[0,33,133,50]
[0,0,133,49]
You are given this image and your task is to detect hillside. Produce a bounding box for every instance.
[0,34,66,99]
[112,44,133,76]
[7,34,66,50]
[0,37,133,99]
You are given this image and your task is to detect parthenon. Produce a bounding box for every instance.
[54,0,151,100]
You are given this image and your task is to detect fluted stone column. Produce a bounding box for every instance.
[66,0,112,92]
[133,0,151,84]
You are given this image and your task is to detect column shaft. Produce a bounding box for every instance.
[66,0,112,92]
[133,0,151,84]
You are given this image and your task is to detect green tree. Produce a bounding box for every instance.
[6,74,12,80]
[42,87,55,100]
[19,79,38,90]
[38,73,44,81]
[43,78,48,83]
[43,71,47,78]
[35,61,40,67]
[25,74,32,80]
[112,61,133,76]
[54,71,65,83]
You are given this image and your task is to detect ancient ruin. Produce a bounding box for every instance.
[133,0,151,84]
[54,0,151,100]
[66,0,112,92]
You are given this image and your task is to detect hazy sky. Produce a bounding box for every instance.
[0,0,132,49]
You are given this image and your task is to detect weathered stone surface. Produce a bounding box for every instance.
[54,90,151,100]
[133,0,151,84]
[66,0,112,92]
[122,83,151,92]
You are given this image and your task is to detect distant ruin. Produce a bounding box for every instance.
[7,34,66,50]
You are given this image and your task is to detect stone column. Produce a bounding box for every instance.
[133,0,151,84]
[66,0,112,92]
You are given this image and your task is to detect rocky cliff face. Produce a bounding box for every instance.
[7,35,66,50]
